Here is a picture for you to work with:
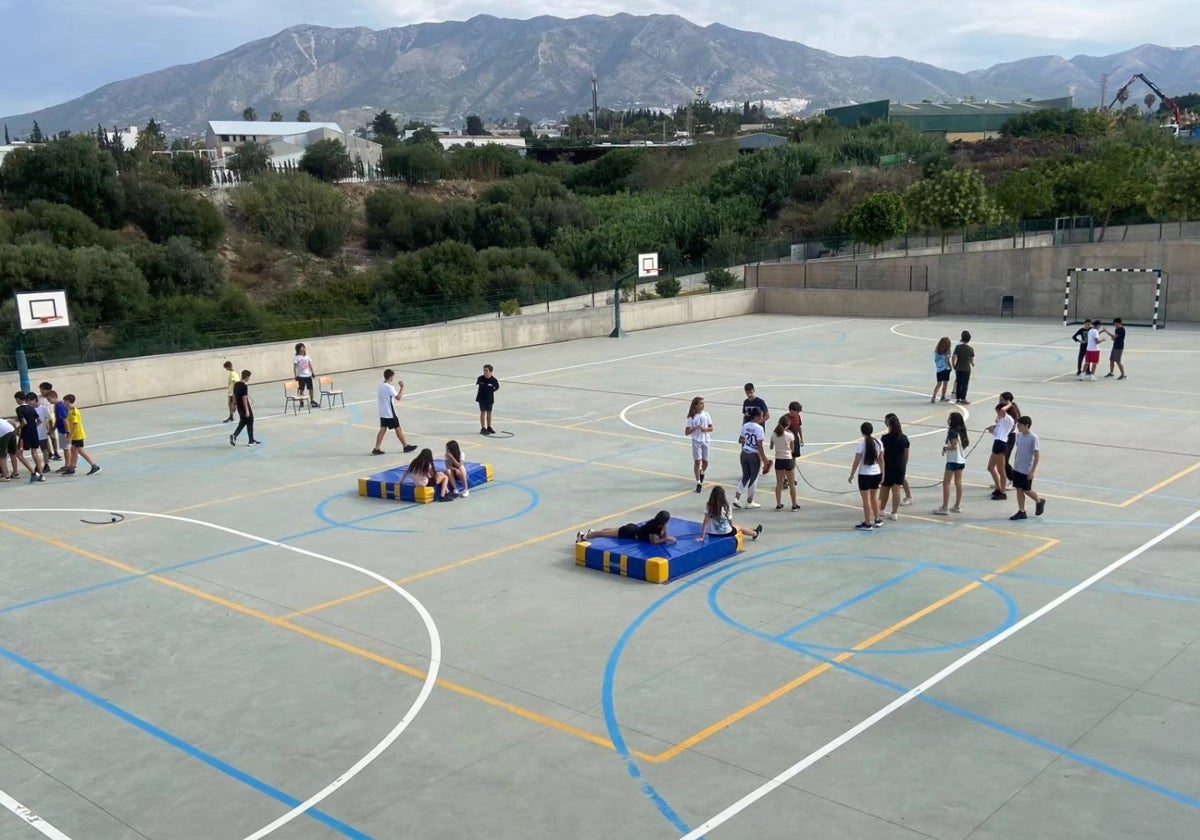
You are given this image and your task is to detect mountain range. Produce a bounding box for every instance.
[3,14,1199,137]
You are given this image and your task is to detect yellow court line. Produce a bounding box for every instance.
[280,488,698,619]
[1,523,634,756]
[1119,459,1200,508]
[641,536,1061,763]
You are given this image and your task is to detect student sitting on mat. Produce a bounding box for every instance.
[404,448,454,500]
[697,486,762,542]
[578,511,676,545]
[444,440,469,498]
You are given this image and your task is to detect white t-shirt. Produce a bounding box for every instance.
[294,354,314,377]
[1086,328,1101,351]
[0,417,13,436]
[687,411,712,444]
[36,404,51,440]
[945,431,966,465]
[855,438,883,475]
[377,381,398,419]
[992,414,1015,441]
[740,421,765,454]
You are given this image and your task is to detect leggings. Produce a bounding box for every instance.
[233,414,255,441]
[1076,344,1087,372]
[739,451,761,496]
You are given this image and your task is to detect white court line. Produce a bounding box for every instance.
[889,322,1200,353]
[91,318,857,449]
[1,508,442,840]
[678,507,1200,840]
[0,788,72,840]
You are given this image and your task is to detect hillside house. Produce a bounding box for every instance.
[205,120,382,169]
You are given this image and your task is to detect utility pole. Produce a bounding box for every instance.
[1099,73,1109,109]
[591,71,599,136]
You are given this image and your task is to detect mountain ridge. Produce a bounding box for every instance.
[2,15,1197,136]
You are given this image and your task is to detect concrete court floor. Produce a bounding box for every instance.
[1,313,1198,840]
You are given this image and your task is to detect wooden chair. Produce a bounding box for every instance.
[284,381,310,415]
[319,376,345,409]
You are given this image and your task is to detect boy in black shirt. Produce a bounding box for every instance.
[1105,318,1127,379]
[742,383,769,424]
[16,392,45,482]
[476,364,500,435]
[1071,319,1092,376]
[229,371,260,447]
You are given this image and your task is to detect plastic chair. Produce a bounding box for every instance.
[284,381,310,415]
[1001,295,1015,318]
[319,376,345,409]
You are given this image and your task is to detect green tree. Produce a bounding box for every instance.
[242,107,258,121]
[136,118,166,153]
[404,126,441,148]
[844,192,908,251]
[993,164,1058,220]
[269,112,283,122]
[29,121,44,143]
[371,111,400,141]
[1077,141,1155,239]
[299,139,352,182]
[129,236,227,297]
[707,144,830,219]
[903,168,1000,244]
[297,110,312,122]
[1149,150,1200,222]
[231,173,351,256]
[381,143,445,183]
[227,141,271,179]
[465,115,487,136]
[0,135,124,227]
[122,177,224,249]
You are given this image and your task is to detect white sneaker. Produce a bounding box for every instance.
[733,499,743,508]
[931,507,948,516]
[887,512,899,521]
[746,501,762,509]
[461,489,469,497]
[1088,375,1097,381]
[900,498,912,507]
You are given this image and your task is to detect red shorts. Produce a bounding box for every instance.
[1084,350,1100,364]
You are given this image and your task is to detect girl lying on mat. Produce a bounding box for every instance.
[577,511,676,545]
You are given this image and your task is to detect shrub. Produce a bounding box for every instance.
[123,178,224,250]
[654,276,681,298]
[231,173,350,256]
[705,268,740,290]
[499,299,521,316]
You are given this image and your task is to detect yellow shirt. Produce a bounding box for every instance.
[67,405,86,441]
[227,369,239,395]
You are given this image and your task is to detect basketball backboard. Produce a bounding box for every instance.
[16,290,70,330]
[637,253,660,279]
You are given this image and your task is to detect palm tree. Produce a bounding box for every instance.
[270,112,283,122]
[242,106,258,121]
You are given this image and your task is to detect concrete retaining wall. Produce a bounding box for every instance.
[761,288,928,318]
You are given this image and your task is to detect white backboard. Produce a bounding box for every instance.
[16,290,70,330]
[637,252,660,279]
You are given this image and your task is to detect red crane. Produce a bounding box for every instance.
[1106,73,1183,125]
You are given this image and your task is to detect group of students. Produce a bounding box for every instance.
[0,382,101,483]
[1071,318,1127,380]
[403,441,473,501]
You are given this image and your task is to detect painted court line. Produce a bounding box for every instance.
[0,787,72,840]
[677,508,1200,840]
[1,511,442,840]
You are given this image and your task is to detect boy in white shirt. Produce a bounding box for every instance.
[1080,318,1105,381]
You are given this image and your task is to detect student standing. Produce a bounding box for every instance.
[475,364,500,435]
[50,391,70,472]
[222,361,238,422]
[1105,317,1127,379]
[770,417,799,511]
[931,337,952,403]
[932,413,969,515]
[37,383,61,462]
[1071,320,1092,376]
[0,416,34,481]
[1080,319,1105,380]
[951,331,975,404]
[742,383,769,425]
[293,343,319,408]
[16,393,45,482]
[1009,416,1046,520]
[733,406,769,510]
[373,369,418,455]
[229,370,260,447]
[62,394,101,475]
[879,413,910,520]
[984,402,1016,499]
[685,396,713,493]
[34,393,54,466]
[848,422,884,530]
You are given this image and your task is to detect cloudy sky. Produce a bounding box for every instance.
[1,0,1196,115]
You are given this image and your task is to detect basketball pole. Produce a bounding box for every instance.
[15,329,31,393]
[610,268,636,338]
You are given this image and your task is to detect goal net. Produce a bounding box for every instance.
[1062,267,1166,330]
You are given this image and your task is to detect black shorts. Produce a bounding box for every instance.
[477,399,494,410]
[379,417,400,430]
[936,369,950,382]
[617,523,639,540]
[857,474,882,491]
[991,439,1007,455]
[774,458,795,471]
[296,376,314,392]
[0,431,15,455]
[946,462,965,472]
[20,432,39,452]
[881,470,906,488]
[1011,470,1033,491]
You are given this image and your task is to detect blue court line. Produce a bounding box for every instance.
[773,566,925,639]
[0,645,374,839]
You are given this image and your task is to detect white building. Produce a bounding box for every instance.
[0,141,30,167]
[205,120,382,169]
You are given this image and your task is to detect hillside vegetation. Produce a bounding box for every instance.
[2,110,1198,368]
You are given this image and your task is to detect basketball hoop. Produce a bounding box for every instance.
[37,316,62,326]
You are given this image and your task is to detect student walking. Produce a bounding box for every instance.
[685,396,713,493]
[985,401,1016,499]
[229,371,260,447]
[879,413,910,520]
[1009,416,1046,520]
[293,343,319,408]
[849,422,885,530]
[1080,319,1105,380]
[476,364,500,435]
[1071,320,1092,376]
[770,417,800,511]
[373,369,418,455]
[932,413,969,515]
[951,331,975,404]
[733,406,770,510]
[62,394,101,475]
[697,486,763,542]
[1105,317,1127,379]
[931,337,952,403]
[222,361,238,422]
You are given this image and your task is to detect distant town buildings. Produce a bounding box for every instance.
[204,120,382,169]
[824,97,1075,142]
